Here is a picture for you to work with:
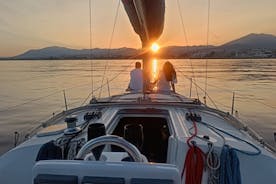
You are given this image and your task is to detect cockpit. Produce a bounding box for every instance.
[110,108,171,163]
[36,107,173,164]
[33,107,179,184]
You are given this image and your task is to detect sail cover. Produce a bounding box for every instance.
[122,0,165,46]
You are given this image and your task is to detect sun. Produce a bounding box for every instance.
[151,43,160,53]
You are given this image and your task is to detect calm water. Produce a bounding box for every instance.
[0,59,275,155]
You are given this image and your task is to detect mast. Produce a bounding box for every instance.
[122,0,165,92]
[142,42,152,92]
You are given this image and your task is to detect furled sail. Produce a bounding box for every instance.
[122,0,165,46]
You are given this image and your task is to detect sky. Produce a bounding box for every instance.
[0,0,276,57]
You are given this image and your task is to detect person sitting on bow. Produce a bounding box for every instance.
[126,62,143,92]
[155,61,177,93]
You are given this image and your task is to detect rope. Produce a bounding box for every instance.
[219,145,242,184]
[186,121,198,147]
[177,67,276,112]
[207,143,220,170]
[176,68,218,109]
[186,119,220,184]
[177,0,188,45]
[192,116,261,184]
[204,0,211,104]
[99,0,121,98]
[206,143,220,184]
[177,0,199,99]
[183,116,261,184]
[183,144,205,184]
[198,121,261,156]
[182,121,205,184]
[184,116,260,184]
[236,97,276,110]
[23,107,65,133]
[0,80,101,113]
[88,0,94,97]
[80,60,136,105]
[0,90,64,113]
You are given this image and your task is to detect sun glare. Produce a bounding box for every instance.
[151,43,160,53]
[153,59,158,78]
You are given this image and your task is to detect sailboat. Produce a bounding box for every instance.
[0,0,275,184]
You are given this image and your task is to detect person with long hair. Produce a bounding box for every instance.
[156,61,177,92]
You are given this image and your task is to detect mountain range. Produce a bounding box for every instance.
[4,33,276,60]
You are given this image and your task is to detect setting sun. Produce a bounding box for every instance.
[151,43,160,53]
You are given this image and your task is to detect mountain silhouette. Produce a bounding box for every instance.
[9,33,276,59]
[221,33,276,49]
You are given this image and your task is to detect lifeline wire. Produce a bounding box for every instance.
[199,121,261,156]
[80,60,136,106]
[176,68,218,109]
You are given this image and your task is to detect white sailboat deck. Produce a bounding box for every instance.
[0,92,275,184]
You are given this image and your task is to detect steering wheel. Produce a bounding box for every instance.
[75,135,143,162]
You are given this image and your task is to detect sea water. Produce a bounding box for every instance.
[0,59,275,155]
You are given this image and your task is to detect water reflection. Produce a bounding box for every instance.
[0,59,275,154]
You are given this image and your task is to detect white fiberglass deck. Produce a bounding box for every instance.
[0,93,275,184]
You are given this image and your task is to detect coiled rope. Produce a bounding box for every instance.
[206,143,220,184]
[182,120,205,184]
[219,145,241,184]
[187,121,221,184]
[184,116,261,184]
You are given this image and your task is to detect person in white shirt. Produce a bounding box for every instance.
[127,62,143,92]
[156,61,177,93]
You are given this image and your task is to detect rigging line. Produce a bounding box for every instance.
[80,86,101,106]
[16,106,65,142]
[177,67,235,94]
[204,82,233,94]
[177,0,199,99]
[0,90,63,113]
[81,60,136,106]
[200,121,261,156]
[89,0,94,97]
[0,80,105,113]
[177,0,188,44]
[81,61,135,106]
[176,68,218,109]
[0,80,107,113]
[177,70,233,102]
[21,107,65,138]
[213,100,232,110]
[204,0,211,104]
[236,98,276,110]
[79,46,144,106]
[235,113,265,130]
[99,0,121,98]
